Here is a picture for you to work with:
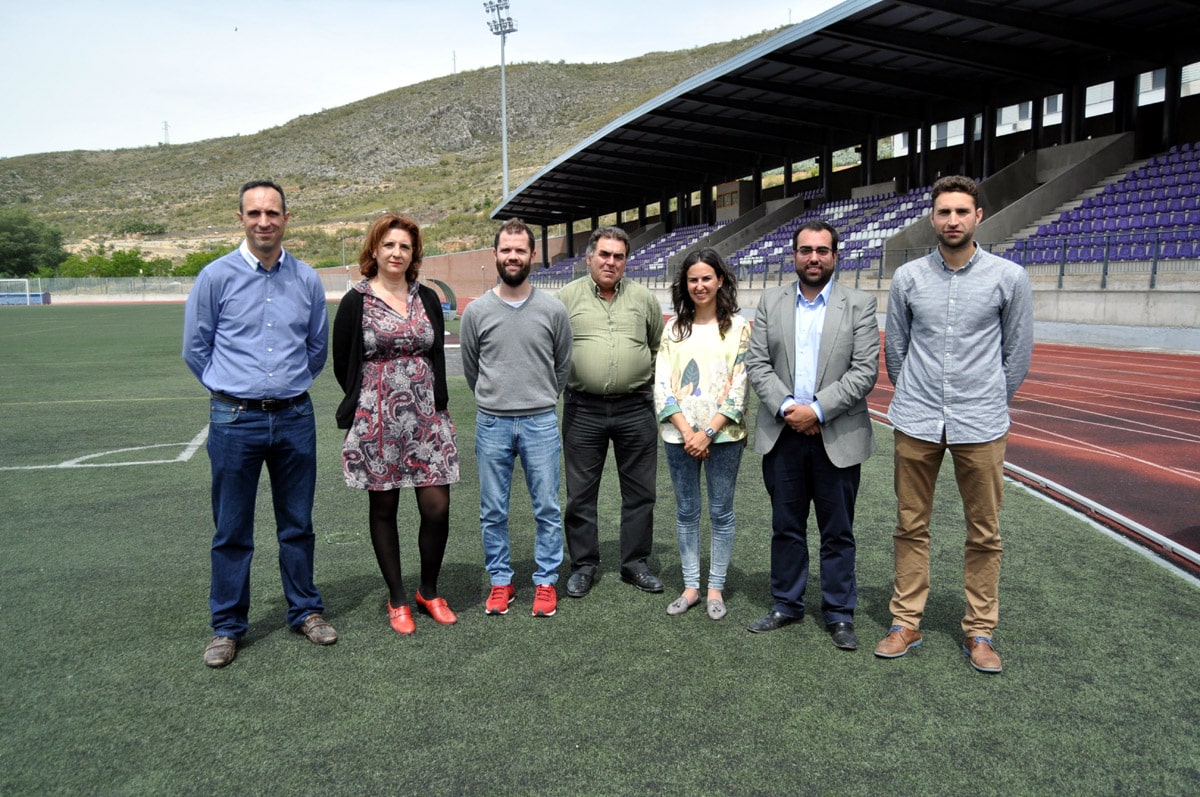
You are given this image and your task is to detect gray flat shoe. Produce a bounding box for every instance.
[667,594,700,616]
[707,598,727,620]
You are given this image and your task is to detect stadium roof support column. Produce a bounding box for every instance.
[963,115,977,179]
[917,127,929,187]
[981,105,996,179]
[1031,98,1045,152]
[819,147,832,203]
[566,220,575,258]
[863,136,876,186]
[905,128,918,190]
[1065,85,1084,145]
[540,225,549,269]
[1162,62,1182,152]
[783,159,793,198]
[638,204,646,228]
[752,165,763,208]
[661,193,673,233]
[1114,74,1137,135]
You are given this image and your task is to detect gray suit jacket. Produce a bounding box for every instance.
[746,280,880,466]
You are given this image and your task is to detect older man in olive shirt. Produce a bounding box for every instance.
[559,226,665,597]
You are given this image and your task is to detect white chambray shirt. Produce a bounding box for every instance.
[884,244,1034,445]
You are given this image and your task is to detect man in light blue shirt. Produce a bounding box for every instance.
[746,220,879,650]
[875,175,1033,674]
[183,180,336,668]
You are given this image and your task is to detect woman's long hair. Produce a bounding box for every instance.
[669,247,738,341]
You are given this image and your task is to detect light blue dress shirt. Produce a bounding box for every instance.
[183,241,328,399]
[885,244,1033,444]
[779,280,831,422]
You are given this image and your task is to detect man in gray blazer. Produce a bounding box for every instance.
[745,220,879,649]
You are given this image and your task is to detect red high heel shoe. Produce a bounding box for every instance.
[415,591,458,625]
[387,602,415,635]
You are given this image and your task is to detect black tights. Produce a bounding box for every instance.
[367,485,450,606]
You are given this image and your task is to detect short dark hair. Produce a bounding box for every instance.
[494,218,535,251]
[239,180,286,212]
[586,226,631,258]
[358,213,423,282]
[792,219,839,252]
[930,175,980,208]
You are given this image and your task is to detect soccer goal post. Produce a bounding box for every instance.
[0,278,32,306]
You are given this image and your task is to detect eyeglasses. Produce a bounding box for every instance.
[796,246,834,257]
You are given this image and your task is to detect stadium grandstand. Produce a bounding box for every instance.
[491,0,1200,317]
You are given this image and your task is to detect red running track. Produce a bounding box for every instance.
[867,343,1200,572]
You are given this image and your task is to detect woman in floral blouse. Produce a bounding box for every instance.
[653,248,750,620]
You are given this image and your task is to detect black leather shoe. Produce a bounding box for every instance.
[620,569,664,593]
[827,621,859,650]
[747,610,800,633]
[566,570,594,598]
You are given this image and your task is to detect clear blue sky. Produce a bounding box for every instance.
[0,0,840,158]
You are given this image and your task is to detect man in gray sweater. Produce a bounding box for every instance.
[461,219,573,618]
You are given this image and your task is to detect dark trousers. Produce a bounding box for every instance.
[761,427,860,625]
[562,390,657,576]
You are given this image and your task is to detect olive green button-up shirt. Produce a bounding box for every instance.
[557,275,664,395]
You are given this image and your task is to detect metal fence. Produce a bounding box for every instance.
[24,272,356,299]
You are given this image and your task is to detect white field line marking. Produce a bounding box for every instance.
[0,427,208,471]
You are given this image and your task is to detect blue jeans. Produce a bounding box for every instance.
[475,410,564,586]
[207,395,324,639]
[664,441,744,591]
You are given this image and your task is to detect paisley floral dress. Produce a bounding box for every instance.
[342,281,459,490]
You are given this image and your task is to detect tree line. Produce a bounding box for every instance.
[0,207,228,279]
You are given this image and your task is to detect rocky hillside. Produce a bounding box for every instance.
[0,31,781,255]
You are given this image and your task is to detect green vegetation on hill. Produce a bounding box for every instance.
[0,30,783,269]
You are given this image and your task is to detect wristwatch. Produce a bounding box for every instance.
[704,427,716,438]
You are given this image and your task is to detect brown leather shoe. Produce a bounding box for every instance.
[963,635,1003,673]
[204,636,237,668]
[874,625,923,658]
[296,613,338,645]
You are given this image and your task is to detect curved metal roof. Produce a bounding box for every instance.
[493,0,1200,225]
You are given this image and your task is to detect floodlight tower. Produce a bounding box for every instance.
[484,0,517,200]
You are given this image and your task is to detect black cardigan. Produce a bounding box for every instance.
[332,283,449,429]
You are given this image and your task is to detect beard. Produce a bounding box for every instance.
[936,230,973,251]
[498,260,531,287]
[798,266,833,290]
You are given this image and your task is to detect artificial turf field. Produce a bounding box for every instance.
[1,303,1198,795]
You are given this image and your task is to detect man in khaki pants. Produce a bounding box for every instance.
[875,175,1033,674]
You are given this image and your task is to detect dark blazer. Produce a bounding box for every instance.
[746,280,879,467]
[332,283,449,429]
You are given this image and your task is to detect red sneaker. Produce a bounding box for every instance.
[485,584,515,615]
[532,584,557,617]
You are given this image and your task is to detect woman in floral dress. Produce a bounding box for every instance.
[333,214,459,635]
